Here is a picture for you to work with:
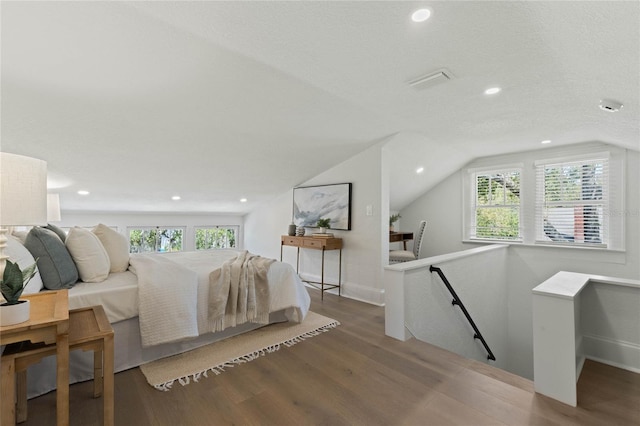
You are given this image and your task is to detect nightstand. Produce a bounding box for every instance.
[1,290,69,426]
[2,305,114,426]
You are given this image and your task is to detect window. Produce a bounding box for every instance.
[464,147,623,250]
[128,226,185,253]
[471,169,521,240]
[195,226,238,250]
[536,156,608,247]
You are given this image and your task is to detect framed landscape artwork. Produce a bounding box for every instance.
[293,183,352,230]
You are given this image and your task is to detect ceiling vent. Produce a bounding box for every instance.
[599,99,623,112]
[408,68,454,91]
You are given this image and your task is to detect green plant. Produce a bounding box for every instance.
[316,218,331,228]
[389,214,401,226]
[1,260,38,305]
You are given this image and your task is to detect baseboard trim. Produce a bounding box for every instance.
[582,333,640,373]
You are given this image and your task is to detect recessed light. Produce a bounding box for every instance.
[240,198,247,203]
[541,140,552,144]
[416,167,424,174]
[411,9,431,22]
[599,99,623,112]
[484,87,501,95]
[172,196,181,201]
[77,190,89,195]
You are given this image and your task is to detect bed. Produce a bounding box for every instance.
[4,229,310,398]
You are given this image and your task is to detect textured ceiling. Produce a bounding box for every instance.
[1,1,638,213]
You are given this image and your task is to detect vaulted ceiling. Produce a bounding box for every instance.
[2,1,638,213]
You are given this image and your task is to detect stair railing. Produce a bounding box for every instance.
[429,265,496,361]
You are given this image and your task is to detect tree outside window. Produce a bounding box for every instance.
[129,227,184,253]
[540,160,605,245]
[195,226,237,250]
[473,170,521,240]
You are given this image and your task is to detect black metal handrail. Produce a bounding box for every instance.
[429,266,496,361]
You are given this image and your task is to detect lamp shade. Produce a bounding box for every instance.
[0,152,48,226]
[47,193,61,222]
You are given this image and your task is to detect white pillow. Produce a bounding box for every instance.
[10,229,29,245]
[92,224,130,273]
[65,227,110,283]
[4,235,44,295]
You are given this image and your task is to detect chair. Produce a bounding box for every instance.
[389,220,426,263]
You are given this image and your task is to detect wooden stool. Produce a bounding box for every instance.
[2,305,114,426]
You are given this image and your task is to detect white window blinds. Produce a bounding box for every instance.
[535,156,609,246]
[471,168,521,240]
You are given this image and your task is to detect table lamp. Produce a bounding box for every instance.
[0,152,48,324]
[47,193,62,222]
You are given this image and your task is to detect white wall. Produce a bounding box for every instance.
[57,212,244,252]
[400,143,640,379]
[402,246,509,370]
[580,281,640,371]
[244,142,386,305]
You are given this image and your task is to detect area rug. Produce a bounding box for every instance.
[139,311,339,391]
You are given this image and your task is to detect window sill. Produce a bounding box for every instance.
[462,239,626,264]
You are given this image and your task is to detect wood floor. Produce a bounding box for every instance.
[20,288,640,425]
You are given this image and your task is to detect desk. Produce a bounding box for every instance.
[281,235,342,299]
[390,232,413,250]
[1,290,69,426]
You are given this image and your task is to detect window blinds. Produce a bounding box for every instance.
[535,156,609,246]
[472,169,521,240]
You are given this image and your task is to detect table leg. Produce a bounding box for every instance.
[93,349,103,398]
[321,249,325,300]
[1,356,16,426]
[16,370,27,422]
[339,249,342,296]
[56,332,69,426]
[103,334,115,426]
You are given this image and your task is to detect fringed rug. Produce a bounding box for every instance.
[139,311,339,391]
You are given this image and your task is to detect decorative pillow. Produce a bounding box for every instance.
[5,235,44,295]
[92,223,130,272]
[44,223,67,242]
[65,227,110,283]
[24,227,79,290]
[10,229,29,244]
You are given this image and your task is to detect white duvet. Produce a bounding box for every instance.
[124,250,310,347]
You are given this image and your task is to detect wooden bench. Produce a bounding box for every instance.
[2,305,114,425]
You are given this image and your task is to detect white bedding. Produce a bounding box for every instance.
[68,271,138,322]
[25,249,311,398]
[129,253,200,347]
[69,249,310,343]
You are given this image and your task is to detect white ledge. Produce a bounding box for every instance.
[533,271,640,300]
[385,244,508,272]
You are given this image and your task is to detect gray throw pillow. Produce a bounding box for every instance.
[44,223,68,242]
[24,227,79,290]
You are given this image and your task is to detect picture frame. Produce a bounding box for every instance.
[292,183,352,230]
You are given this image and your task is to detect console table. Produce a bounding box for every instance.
[280,235,342,299]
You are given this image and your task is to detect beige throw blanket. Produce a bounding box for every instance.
[208,250,275,332]
[129,254,199,348]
